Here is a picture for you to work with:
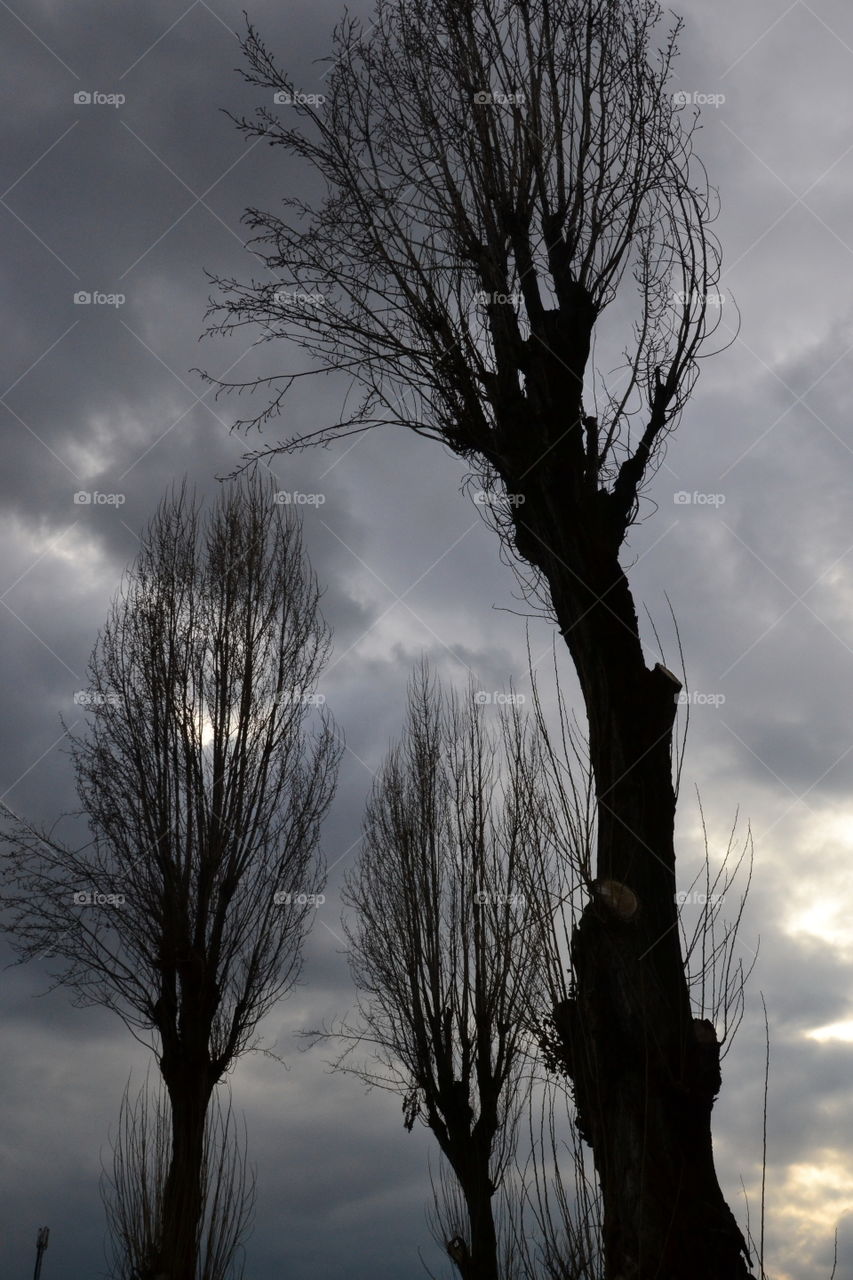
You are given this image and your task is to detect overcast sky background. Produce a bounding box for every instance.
[2,1,853,1277]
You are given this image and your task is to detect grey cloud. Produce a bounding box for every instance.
[3,1,853,1277]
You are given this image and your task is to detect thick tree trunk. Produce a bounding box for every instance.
[508,452,755,1279]
[447,1183,500,1280]
[157,1063,216,1280]
[151,937,223,1280]
[443,1118,500,1280]
[462,1166,500,1280]
[159,1080,209,1280]
[151,998,220,1280]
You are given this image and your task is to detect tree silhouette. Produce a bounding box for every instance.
[202,2,751,1275]
[2,477,340,1280]
[335,664,545,1279]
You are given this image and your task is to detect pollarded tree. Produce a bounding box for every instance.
[1,477,341,1280]
[202,3,751,1275]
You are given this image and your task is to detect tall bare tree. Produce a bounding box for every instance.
[102,1074,255,1280]
[202,2,752,1275]
[336,665,547,1279]
[1,477,340,1280]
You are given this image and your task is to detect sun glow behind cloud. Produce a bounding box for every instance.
[805,1021,853,1044]
[768,1152,853,1275]
[780,811,853,959]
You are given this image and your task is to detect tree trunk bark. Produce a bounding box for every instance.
[447,1163,500,1280]
[510,463,755,1280]
[157,1068,216,1280]
[464,1167,500,1280]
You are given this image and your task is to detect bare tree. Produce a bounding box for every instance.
[1,477,341,1280]
[102,1074,255,1280]
[202,2,751,1274]
[334,664,549,1280]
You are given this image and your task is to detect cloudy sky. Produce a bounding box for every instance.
[2,1,853,1277]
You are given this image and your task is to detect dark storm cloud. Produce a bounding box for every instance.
[3,1,853,1277]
